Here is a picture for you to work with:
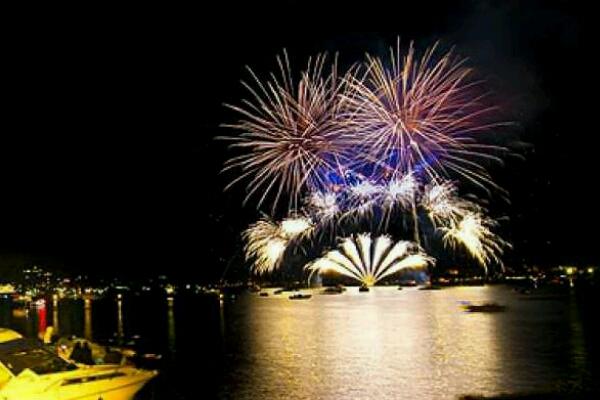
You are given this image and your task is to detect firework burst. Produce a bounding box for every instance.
[344,40,506,190]
[306,234,434,286]
[306,191,339,220]
[243,219,287,275]
[221,52,356,211]
[441,212,508,272]
[243,216,314,274]
[421,181,471,226]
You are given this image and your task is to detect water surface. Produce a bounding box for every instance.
[2,286,598,399]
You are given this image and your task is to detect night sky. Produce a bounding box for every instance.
[1,1,594,280]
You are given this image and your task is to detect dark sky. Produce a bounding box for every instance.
[1,1,594,280]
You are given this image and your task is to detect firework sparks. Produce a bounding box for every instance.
[442,212,507,272]
[344,40,505,190]
[421,181,471,225]
[221,52,356,211]
[243,216,314,274]
[306,234,434,286]
[280,217,314,239]
[243,219,288,274]
[350,180,380,199]
[307,191,339,220]
[383,173,419,209]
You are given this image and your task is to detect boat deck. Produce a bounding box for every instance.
[0,338,76,376]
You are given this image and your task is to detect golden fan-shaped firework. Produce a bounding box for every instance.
[306,233,434,286]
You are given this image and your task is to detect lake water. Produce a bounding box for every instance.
[1,285,598,399]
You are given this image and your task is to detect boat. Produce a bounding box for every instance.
[0,330,157,399]
[359,285,370,293]
[419,285,442,291]
[0,285,15,301]
[248,284,261,293]
[289,293,312,300]
[259,292,269,297]
[463,303,507,313]
[398,280,418,287]
[273,289,284,295]
[320,286,344,295]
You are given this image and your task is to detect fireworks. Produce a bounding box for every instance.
[243,219,287,275]
[221,52,355,211]
[307,191,339,220]
[343,40,505,189]
[224,39,512,279]
[306,234,434,286]
[243,216,313,274]
[442,212,508,272]
[421,181,471,226]
[280,217,314,239]
[382,173,419,210]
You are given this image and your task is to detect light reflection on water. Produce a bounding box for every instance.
[219,286,597,399]
[84,299,93,341]
[2,286,598,399]
[223,287,505,399]
[167,297,176,354]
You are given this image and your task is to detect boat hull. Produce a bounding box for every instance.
[0,368,157,400]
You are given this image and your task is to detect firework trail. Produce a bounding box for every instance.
[306,234,434,286]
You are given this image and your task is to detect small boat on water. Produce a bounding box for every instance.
[259,292,269,297]
[463,303,507,313]
[320,286,345,295]
[248,285,261,293]
[419,285,442,291]
[0,329,157,400]
[273,289,284,295]
[359,285,370,293]
[289,293,312,300]
[398,280,418,287]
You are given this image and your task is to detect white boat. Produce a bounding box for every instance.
[0,331,157,400]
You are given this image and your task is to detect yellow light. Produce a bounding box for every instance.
[362,275,377,287]
[566,267,576,276]
[588,268,594,274]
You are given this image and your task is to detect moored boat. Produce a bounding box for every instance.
[289,293,312,300]
[320,286,345,295]
[463,303,507,313]
[0,330,157,400]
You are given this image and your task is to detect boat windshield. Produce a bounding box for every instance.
[0,338,77,376]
